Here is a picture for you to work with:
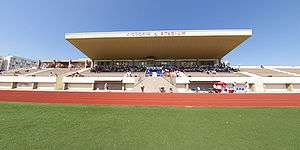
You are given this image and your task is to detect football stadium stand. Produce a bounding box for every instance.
[1,29,300,93]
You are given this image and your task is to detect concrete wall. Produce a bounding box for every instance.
[66,83,94,91]
[189,81,213,91]
[63,77,124,91]
[1,75,300,93]
[293,84,300,92]
[264,84,288,92]
[0,76,56,90]
[0,82,12,89]
[183,76,300,93]
[37,83,56,90]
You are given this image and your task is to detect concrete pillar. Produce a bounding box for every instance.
[248,83,255,92]
[12,82,17,89]
[92,83,96,90]
[174,59,177,66]
[185,83,189,92]
[55,76,63,90]
[91,60,94,68]
[215,59,221,65]
[53,60,56,68]
[254,82,264,93]
[33,83,38,89]
[37,60,41,69]
[6,56,12,71]
[63,83,68,90]
[287,83,293,92]
[122,83,125,91]
[84,60,88,68]
[68,59,72,69]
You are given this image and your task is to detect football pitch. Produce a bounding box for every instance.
[0,102,299,150]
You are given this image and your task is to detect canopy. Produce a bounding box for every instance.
[65,29,252,60]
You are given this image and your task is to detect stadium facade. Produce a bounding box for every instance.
[65,29,252,66]
[1,29,300,93]
[0,55,37,71]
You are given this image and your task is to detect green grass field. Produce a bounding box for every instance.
[0,102,299,150]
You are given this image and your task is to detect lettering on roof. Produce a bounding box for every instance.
[126,31,186,37]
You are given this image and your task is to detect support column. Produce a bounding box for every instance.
[55,76,63,90]
[37,60,41,69]
[287,83,293,92]
[91,60,94,68]
[12,82,17,89]
[185,83,189,92]
[84,60,87,68]
[53,60,56,68]
[122,83,125,91]
[68,59,72,68]
[33,82,38,89]
[215,59,221,65]
[92,82,96,90]
[254,82,264,93]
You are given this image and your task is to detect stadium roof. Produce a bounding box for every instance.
[65,29,252,60]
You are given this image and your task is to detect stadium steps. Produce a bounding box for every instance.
[25,68,54,76]
[163,76,176,86]
[239,71,260,77]
[132,77,176,92]
[266,67,299,76]
[63,68,90,77]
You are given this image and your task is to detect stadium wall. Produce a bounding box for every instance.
[1,75,300,93]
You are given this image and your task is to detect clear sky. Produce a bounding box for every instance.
[0,0,299,65]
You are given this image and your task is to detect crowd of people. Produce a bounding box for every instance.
[91,65,146,73]
[41,62,86,69]
[91,62,238,73]
[163,63,238,73]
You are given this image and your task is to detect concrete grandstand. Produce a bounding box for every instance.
[1,29,300,93]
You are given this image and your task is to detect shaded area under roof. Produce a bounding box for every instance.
[65,29,252,60]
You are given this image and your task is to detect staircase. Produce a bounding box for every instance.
[132,77,176,92]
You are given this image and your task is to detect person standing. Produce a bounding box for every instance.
[104,83,108,91]
[140,83,145,92]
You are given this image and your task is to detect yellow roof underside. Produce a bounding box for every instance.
[66,29,252,60]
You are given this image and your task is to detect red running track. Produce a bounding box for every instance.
[0,90,300,106]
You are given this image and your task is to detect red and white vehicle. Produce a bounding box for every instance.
[212,81,235,93]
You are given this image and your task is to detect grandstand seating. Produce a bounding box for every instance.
[185,72,247,77]
[239,68,293,77]
[0,68,41,76]
[92,65,146,72]
[91,63,236,73]
[79,70,126,77]
[276,68,300,75]
[33,68,79,77]
[132,77,176,92]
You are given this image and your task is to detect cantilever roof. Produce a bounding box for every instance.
[65,29,252,60]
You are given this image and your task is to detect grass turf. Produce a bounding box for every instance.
[0,102,299,150]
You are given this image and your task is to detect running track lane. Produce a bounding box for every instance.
[0,90,300,106]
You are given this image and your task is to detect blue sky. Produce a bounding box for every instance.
[0,0,299,65]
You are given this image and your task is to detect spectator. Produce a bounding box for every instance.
[89,61,238,74]
[140,83,145,92]
[49,72,53,77]
[104,83,108,91]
